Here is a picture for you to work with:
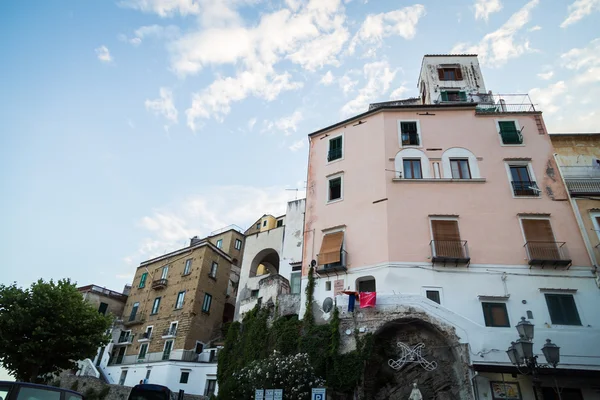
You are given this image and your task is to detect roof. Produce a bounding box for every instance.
[308,103,477,137]
[78,285,128,300]
[139,239,232,267]
[424,54,478,57]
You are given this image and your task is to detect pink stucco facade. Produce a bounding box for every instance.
[303,106,591,274]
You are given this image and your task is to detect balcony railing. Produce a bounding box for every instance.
[475,94,537,113]
[108,349,219,366]
[316,250,348,274]
[500,129,523,145]
[430,240,470,266]
[152,278,168,289]
[123,313,145,326]
[138,332,152,341]
[162,328,177,338]
[561,167,600,195]
[512,181,541,197]
[115,334,134,345]
[524,241,571,268]
[401,132,420,146]
[327,148,342,162]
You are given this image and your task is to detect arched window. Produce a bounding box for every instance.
[441,148,480,179]
[394,148,431,179]
[356,276,376,292]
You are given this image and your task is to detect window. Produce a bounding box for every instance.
[431,219,464,258]
[509,165,539,196]
[161,265,169,280]
[482,302,510,327]
[139,272,148,288]
[328,135,343,162]
[16,387,61,400]
[151,297,161,314]
[403,159,422,179]
[426,290,441,304]
[129,302,139,321]
[235,239,242,250]
[521,219,560,260]
[195,342,204,354]
[545,294,581,325]
[498,121,523,145]
[180,371,190,384]
[175,291,185,309]
[204,380,217,397]
[541,387,583,400]
[118,370,128,385]
[325,281,332,291]
[256,223,261,229]
[438,67,463,81]
[138,343,149,359]
[143,326,153,339]
[400,122,420,146]
[145,369,151,381]
[209,262,218,279]
[276,219,283,227]
[216,239,223,248]
[263,220,267,227]
[98,302,108,315]
[450,159,471,179]
[163,340,173,360]
[167,322,178,336]
[251,289,259,298]
[202,293,213,313]
[183,259,192,275]
[328,176,342,202]
[290,272,301,294]
[441,90,466,102]
[318,231,345,268]
[357,277,376,292]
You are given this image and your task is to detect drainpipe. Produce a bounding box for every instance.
[552,153,597,267]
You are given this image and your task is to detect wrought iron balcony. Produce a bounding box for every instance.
[475,94,537,113]
[123,313,145,326]
[152,278,168,289]
[162,328,177,338]
[430,240,470,266]
[524,241,571,268]
[500,129,523,145]
[138,332,152,341]
[327,148,342,162]
[512,181,541,197]
[115,333,134,345]
[316,250,348,274]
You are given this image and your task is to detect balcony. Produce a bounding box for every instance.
[430,240,470,266]
[327,147,342,162]
[500,129,523,145]
[108,349,220,366]
[115,333,134,345]
[138,332,152,342]
[162,328,177,338]
[475,94,537,114]
[561,166,600,195]
[152,278,168,290]
[123,313,145,327]
[512,181,541,197]
[524,241,571,268]
[316,250,348,274]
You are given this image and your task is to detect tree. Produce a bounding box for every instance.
[0,279,112,382]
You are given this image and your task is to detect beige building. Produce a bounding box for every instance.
[551,133,600,270]
[78,284,129,317]
[109,227,245,366]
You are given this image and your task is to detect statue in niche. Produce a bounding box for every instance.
[408,382,423,400]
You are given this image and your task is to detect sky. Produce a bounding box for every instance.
[1,0,599,294]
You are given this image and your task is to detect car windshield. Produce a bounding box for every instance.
[128,388,170,400]
[0,383,12,400]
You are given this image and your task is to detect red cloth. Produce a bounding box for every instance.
[359,292,376,308]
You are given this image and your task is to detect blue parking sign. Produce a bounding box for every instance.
[312,388,326,400]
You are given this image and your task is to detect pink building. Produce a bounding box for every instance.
[302,55,600,399]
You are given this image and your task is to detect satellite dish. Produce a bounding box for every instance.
[311,259,317,267]
[322,297,333,313]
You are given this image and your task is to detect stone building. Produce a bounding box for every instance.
[78,284,129,318]
[301,55,600,399]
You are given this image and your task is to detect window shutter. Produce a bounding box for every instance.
[318,231,344,264]
[498,121,517,132]
[522,219,554,242]
[455,68,463,80]
[459,91,467,101]
[438,68,444,80]
[441,91,448,102]
[431,220,460,241]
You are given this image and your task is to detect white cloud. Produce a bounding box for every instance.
[320,70,334,85]
[341,61,397,116]
[451,0,539,67]
[247,117,257,131]
[125,185,304,263]
[95,45,112,63]
[537,71,554,80]
[348,5,426,56]
[125,24,180,45]
[390,85,409,99]
[560,0,600,28]
[145,87,178,124]
[289,138,306,152]
[118,0,201,17]
[263,110,303,136]
[528,25,542,31]
[339,73,358,94]
[560,38,600,70]
[474,0,502,21]
[529,81,567,114]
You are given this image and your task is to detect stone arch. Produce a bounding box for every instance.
[441,147,480,178]
[249,248,280,277]
[394,148,432,178]
[362,315,472,400]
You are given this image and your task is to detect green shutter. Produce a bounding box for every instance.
[441,91,448,102]
[498,121,517,133]
[459,91,467,101]
[139,273,147,288]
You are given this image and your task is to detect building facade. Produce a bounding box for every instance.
[78,284,129,318]
[301,55,600,399]
[99,227,245,397]
[235,199,305,320]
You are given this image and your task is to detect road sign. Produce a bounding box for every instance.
[273,389,283,400]
[255,389,264,400]
[312,388,326,400]
[265,389,274,400]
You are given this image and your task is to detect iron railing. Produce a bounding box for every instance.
[328,147,343,162]
[317,250,348,274]
[123,313,145,326]
[116,333,134,344]
[512,181,541,197]
[162,328,177,337]
[524,241,571,267]
[565,179,600,195]
[430,240,470,264]
[500,129,523,145]
[139,332,152,340]
[152,278,168,289]
[108,349,219,366]
[401,132,420,146]
[475,94,537,113]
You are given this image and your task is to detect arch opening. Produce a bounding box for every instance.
[249,248,280,278]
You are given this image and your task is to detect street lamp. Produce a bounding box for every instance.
[505,317,560,400]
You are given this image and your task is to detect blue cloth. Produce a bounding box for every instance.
[348,293,355,312]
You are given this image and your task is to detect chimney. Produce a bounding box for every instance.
[190,236,201,246]
[122,284,132,296]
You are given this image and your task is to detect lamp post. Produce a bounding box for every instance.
[505,317,560,400]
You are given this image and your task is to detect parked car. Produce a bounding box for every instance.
[0,381,83,400]
[127,384,176,400]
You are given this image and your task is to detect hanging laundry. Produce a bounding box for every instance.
[360,292,376,308]
[342,290,359,312]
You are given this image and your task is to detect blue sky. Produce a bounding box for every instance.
[1,0,599,294]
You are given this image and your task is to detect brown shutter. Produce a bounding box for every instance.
[431,220,462,257]
[455,67,463,80]
[318,232,344,265]
[522,219,559,260]
[438,68,445,80]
